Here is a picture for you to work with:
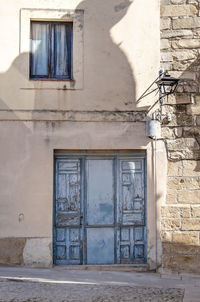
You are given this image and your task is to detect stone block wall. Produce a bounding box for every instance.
[160,0,200,273]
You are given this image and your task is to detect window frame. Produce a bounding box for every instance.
[20,9,84,89]
[30,21,73,81]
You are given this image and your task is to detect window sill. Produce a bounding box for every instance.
[20,79,82,90]
[30,78,74,82]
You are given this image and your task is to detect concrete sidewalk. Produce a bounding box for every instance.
[0,266,199,301]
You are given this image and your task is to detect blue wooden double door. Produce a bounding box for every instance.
[54,154,146,265]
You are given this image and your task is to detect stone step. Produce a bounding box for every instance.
[54,264,151,272]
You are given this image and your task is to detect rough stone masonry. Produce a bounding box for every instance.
[160,0,200,273]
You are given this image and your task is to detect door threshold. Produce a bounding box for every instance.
[54,264,149,272]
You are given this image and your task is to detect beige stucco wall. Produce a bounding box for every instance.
[0,0,160,112]
[0,0,161,268]
[0,120,166,268]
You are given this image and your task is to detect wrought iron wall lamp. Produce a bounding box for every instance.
[137,70,179,104]
[139,70,180,138]
[154,71,179,122]
[137,70,179,123]
[156,71,179,100]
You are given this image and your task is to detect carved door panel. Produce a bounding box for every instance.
[54,159,83,265]
[116,158,146,264]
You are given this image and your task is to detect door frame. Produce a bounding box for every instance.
[53,151,147,265]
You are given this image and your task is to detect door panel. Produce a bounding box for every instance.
[86,159,115,264]
[56,160,81,226]
[55,227,82,264]
[54,159,82,264]
[117,158,145,264]
[86,159,114,225]
[87,228,114,264]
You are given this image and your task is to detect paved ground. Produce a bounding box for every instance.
[0,267,199,302]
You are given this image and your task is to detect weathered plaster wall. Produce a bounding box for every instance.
[0,0,161,268]
[0,120,166,268]
[160,0,200,273]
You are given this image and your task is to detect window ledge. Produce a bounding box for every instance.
[20,80,81,90]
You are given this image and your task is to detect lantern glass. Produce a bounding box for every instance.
[156,73,179,96]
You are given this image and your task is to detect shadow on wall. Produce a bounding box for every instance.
[178,54,200,164]
[71,0,136,110]
[0,0,137,113]
[161,54,200,164]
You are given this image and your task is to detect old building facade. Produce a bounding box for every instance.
[0,0,199,273]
